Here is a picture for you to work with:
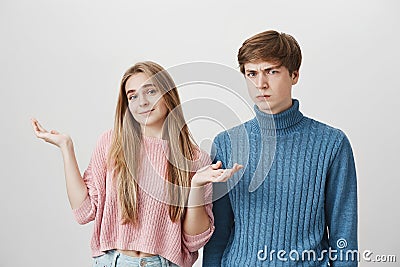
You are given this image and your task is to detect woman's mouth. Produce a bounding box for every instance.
[139,109,155,115]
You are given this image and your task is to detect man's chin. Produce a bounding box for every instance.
[256,102,273,113]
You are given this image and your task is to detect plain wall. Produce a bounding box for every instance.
[1,0,399,266]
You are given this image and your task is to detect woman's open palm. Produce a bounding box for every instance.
[31,118,71,148]
[191,161,244,187]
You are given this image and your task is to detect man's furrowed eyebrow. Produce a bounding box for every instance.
[263,64,282,71]
[245,64,282,73]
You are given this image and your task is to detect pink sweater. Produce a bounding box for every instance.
[72,130,215,267]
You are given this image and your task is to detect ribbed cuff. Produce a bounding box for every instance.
[72,195,92,224]
[182,224,215,252]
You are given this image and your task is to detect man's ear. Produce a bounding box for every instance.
[291,70,299,85]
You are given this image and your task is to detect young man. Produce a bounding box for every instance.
[203,30,358,266]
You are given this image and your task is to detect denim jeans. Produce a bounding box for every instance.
[93,250,179,267]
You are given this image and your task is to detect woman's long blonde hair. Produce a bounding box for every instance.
[107,61,196,225]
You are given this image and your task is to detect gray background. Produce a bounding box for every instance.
[1,0,399,266]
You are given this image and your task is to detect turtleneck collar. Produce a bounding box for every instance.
[251,99,304,136]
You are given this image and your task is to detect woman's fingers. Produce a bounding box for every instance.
[214,163,244,182]
[31,118,48,134]
[36,131,51,141]
[215,172,230,182]
[31,118,57,143]
[214,169,230,182]
[31,121,44,138]
[35,121,47,133]
[193,162,243,185]
[205,169,223,178]
[31,118,70,148]
[31,121,49,141]
[233,163,244,173]
[31,118,40,133]
[211,161,222,169]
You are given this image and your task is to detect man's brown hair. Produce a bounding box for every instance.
[238,30,302,75]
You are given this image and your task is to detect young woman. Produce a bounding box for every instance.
[31,61,242,267]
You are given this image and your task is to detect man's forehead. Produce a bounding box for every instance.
[244,61,281,70]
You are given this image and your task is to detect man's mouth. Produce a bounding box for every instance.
[257,95,271,100]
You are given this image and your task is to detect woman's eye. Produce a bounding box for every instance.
[128,94,137,100]
[147,89,157,95]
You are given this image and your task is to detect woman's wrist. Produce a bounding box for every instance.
[190,180,201,188]
[60,137,73,153]
[188,182,206,206]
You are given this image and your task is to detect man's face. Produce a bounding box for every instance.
[244,60,299,114]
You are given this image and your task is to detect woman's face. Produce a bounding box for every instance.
[125,72,169,133]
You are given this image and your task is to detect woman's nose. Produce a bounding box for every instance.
[138,94,149,107]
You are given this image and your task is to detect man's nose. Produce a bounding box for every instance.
[256,73,268,89]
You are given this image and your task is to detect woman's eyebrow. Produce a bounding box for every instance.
[141,83,156,89]
[126,89,136,96]
[126,83,156,96]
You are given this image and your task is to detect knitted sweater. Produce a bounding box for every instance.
[203,99,358,267]
[72,130,215,267]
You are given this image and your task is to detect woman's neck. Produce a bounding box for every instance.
[140,125,164,139]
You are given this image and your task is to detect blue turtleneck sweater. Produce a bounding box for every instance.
[203,99,358,267]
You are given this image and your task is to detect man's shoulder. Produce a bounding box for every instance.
[306,116,347,142]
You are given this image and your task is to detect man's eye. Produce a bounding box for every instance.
[247,72,256,77]
[268,70,278,75]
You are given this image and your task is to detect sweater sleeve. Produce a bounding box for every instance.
[203,134,235,266]
[182,149,216,252]
[325,133,358,267]
[72,130,111,225]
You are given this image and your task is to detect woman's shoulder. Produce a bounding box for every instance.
[93,129,114,152]
[96,129,113,143]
